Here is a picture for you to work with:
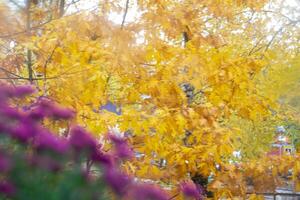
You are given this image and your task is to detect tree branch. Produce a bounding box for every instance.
[42,44,59,95]
[8,0,24,10]
[26,0,33,84]
[0,5,98,39]
[59,0,65,17]
[121,0,130,29]
[261,10,299,23]
[0,67,23,78]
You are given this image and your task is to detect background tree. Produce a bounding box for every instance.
[0,0,300,198]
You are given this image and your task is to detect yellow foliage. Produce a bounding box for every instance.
[1,0,300,198]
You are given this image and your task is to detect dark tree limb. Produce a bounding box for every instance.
[26,0,33,84]
[121,0,130,29]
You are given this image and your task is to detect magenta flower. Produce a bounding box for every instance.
[91,151,114,168]
[30,100,74,120]
[0,85,14,101]
[114,142,133,159]
[51,106,74,119]
[108,133,133,159]
[28,106,47,120]
[10,119,38,143]
[108,133,125,144]
[34,130,69,154]
[69,126,97,152]
[0,181,15,197]
[180,180,201,199]
[130,184,168,200]
[103,168,132,195]
[13,85,35,98]
[0,106,22,120]
[0,84,33,100]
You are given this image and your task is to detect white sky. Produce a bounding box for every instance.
[81,0,299,22]
[4,0,299,24]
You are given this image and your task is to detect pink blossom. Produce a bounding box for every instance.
[69,126,97,152]
[131,184,168,200]
[34,130,69,154]
[0,181,15,197]
[103,169,132,195]
[180,180,202,199]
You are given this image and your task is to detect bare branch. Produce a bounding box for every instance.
[42,44,59,95]
[0,6,98,39]
[25,0,33,84]
[248,36,266,55]
[0,19,53,39]
[261,10,300,23]
[264,27,283,52]
[0,67,23,78]
[8,0,24,10]
[121,0,130,29]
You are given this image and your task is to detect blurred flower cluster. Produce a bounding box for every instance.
[0,84,170,200]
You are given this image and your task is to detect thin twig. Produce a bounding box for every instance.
[0,6,98,39]
[121,0,130,29]
[264,26,284,52]
[248,36,265,55]
[0,77,56,80]
[8,0,23,10]
[261,10,299,23]
[0,20,52,39]
[26,0,33,84]
[43,44,59,95]
[0,67,23,78]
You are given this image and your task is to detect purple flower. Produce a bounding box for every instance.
[108,133,125,145]
[114,142,133,159]
[69,126,97,152]
[27,99,74,120]
[0,84,33,101]
[0,85,14,102]
[180,180,202,199]
[51,106,74,119]
[10,119,38,143]
[0,106,22,120]
[131,184,168,200]
[91,151,114,168]
[34,130,69,154]
[108,133,133,159]
[103,169,132,195]
[13,85,35,98]
[28,106,46,120]
[0,181,15,197]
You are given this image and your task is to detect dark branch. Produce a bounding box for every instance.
[0,67,23,78]
[8,0,24,10]
[0,5,97,39]
[121,0,130,29]
[261,10,299,24]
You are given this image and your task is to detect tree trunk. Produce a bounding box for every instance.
[26,0,33,83]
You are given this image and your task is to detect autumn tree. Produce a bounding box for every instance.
[0,0,300,198]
